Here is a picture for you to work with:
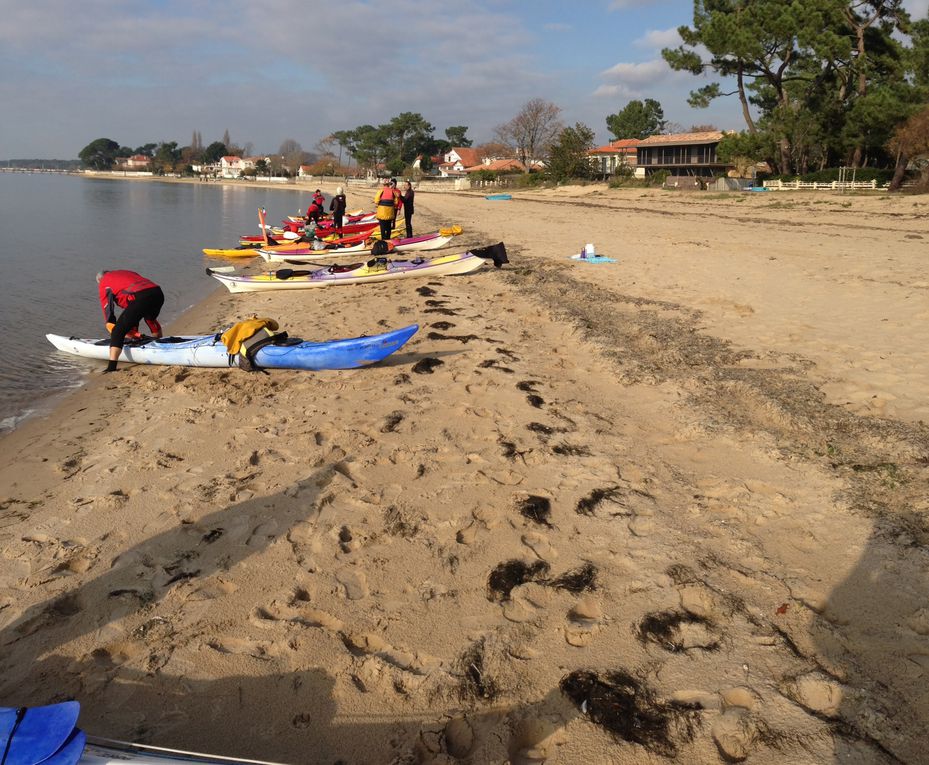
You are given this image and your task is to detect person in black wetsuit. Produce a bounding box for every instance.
[96,269,165,372]
[329,186,347,235]
[401,181,415,239]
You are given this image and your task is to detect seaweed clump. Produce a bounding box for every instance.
[549,563,598,593]
[560,669,698,756]
[575,486,624,516]
[518,495,553,527]
[487,559,550,602]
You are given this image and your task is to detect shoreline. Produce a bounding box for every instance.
[1,187,927,763]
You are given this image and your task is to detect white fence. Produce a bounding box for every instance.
[762,179,879,191]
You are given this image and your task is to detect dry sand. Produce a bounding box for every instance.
[1,185,928,764]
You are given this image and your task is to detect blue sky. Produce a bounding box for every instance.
[1,0,927,159]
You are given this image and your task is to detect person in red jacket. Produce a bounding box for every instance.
[96,269,164,372]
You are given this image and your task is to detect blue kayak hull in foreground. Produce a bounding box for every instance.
[46,325,418,370]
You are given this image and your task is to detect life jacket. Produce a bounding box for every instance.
[375,187,397,219]
[220,317,287,371]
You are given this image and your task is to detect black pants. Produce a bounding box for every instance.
[111,287,164,348]
[404,212,413,239]
[378,218,392,240]
[333,215,343,233]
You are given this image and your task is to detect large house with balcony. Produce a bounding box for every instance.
[635,131,729,177]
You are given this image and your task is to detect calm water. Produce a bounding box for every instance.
[0,173,309,431]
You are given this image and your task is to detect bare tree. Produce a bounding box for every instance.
[279,139,305,174]
[494,99,563,167]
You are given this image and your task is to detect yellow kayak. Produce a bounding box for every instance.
[202,247,262,258]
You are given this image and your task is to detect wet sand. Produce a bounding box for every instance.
[1,185,927,763]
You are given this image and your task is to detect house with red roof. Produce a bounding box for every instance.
[220,155,246,178]
[114,154,152,170]
[438,147,483,177]
[588,139,638,176]
[463,158,527,174]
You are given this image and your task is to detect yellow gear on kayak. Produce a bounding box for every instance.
[221,317,280,356]
[439,224,463,237]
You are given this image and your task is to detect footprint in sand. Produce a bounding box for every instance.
[335,567,369,600]
[205,636,287,661]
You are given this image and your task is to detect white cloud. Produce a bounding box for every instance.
[634,27,682,50]
[902,0,928,18]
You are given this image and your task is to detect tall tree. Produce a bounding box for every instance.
[222,129,232,149]
[606,99,666,139]
[888,104,929,190]
[202,141,227,164]
[547,123,596,181]
[78,138,119,170]
[445,126,472,147]
[151,141,180,174]
[494,98,563,167]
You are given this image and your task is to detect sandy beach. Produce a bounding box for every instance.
[1,184,927,763]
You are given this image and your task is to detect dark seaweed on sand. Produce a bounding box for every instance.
[575,486,624,515]
[518,495,553,527]
[457,637,500,701]
[526,394,545,408]
[430,321,456,330]
[427,332,480,343]
[560,669,698,757]
[416,286,437,296]
[380,411,404,433]
[637,610,718,653]
[548,563,598,593]
[553,443,591,456]
[487,559,550,602]
[412,358,444,374]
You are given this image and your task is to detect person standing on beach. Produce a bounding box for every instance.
[374,178,400,241]
[96,269,164,373]
[329,186,347,234]
[401,180,415,238]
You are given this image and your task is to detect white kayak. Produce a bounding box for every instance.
[260,234,452,263]
[46,325,418,369]
[207,252,486,293]
[82,737,285,764]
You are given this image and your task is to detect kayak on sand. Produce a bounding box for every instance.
[47,325,419,370]
[260,233,453,262]
[207,252,486,292]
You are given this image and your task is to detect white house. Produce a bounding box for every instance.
[220,156,246,178]
[438,147,482,177]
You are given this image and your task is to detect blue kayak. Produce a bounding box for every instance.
[46,325,419,370]
[485,193,512,201]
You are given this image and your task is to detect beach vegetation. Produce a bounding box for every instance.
[606,98,666,140]
[547,122,596,181]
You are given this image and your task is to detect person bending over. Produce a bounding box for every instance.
[96,269,164,372]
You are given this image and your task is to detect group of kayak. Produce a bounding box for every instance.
[48,193,509,374]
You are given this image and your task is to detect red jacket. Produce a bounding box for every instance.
[98,270,158,321]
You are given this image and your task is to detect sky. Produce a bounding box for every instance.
[1,0,927,159]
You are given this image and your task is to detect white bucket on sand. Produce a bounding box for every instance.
[584,243,596,258]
